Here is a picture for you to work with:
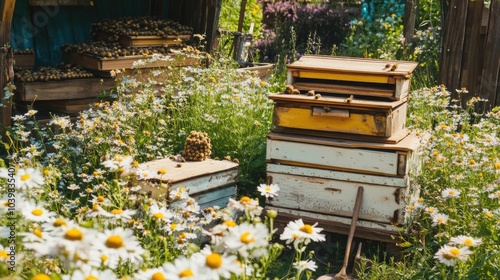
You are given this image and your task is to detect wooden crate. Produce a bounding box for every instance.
[287,56,418,100]
[15,78,115,102]
[266,164,412,225]
[14,53,35,69]
[139,158,239,209]
[119,35,191,48]
[63,51,202,71]
[269,93,408,139]
[266,131,425,177]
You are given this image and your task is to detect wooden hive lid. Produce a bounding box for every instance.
[139,158,239,183]
[287,55,419,77]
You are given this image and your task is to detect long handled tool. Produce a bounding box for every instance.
[317,186,364,280]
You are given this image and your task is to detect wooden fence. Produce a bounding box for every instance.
[439,0,500,110]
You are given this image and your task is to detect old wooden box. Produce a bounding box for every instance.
[63,51,201,71]
[15,78,115,102]
[269,93,408,140]
[266,131,423,177]
[287,56,418,100]
[266,164,418,243]
[139,158,239,209]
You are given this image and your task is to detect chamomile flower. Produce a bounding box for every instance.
[93,227,145,268]
[105,208,136,222]
[163,256,203,280]
[434,244,472,266]
[170,187,190,200]
[450,235,482,247]
[431,213,449,226]
[62,265,118,280]
[16,167,45,190]
[193,246,242,279]
[21,200,55,223]
[55,225,95,258]
[280,219,326,247]
[227,196,262,218]
[257,183,280,198]
[223,222,269,258]
[149,202,173,222]
[0,244,9,261]
[424,206,439,216]
[293,259,318,273]
[441,188,461,199]
[133,266,173,280]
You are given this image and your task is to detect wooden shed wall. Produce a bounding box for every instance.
[439,0,500,110]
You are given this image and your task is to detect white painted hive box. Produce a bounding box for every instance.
[139,158,239,209]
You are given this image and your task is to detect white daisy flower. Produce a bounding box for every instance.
[280,219,326,248]
[227,196,262,219]
[163,256,204,280]
[0,244,9,261]
[441,188,461,199]
[431,213,449,226]
[223,222,269,258]
[134,266,174,280]
[21,200,55,223]
[169,187,190,201]
[93,227,145,268]
[434,244,472,266]
[16,167,45,190]
[293,259,318,273]
[257,183,280,198]
[450,235,482,247]
[149,202,174,222]
[193,246,243,279]
[105,208,137,222]
[62,264,118,280]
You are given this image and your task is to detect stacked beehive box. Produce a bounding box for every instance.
[265,55,423,243]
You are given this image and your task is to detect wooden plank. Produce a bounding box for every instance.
[119,34,191,48]
[267,172,409,224]
[287,55,418,77]
[459,0,485,103]
[63,51,202,71]
[480,1,500,108]
[291,70,391,84]
[267,164,410,187]
[268,207,405,243]
[266,137,401,176]
[267,131,424,152]
[193,185,236,209]
[273,104,407,137]
[270,127,410,144]
[291,82,396,99]
[42,98,96,113]
[15,78,115,101]
[14,53,35,68]
[438,0,468,96]
[268,93,407,110]
[1,0,17,131]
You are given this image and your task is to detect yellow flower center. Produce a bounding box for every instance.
[105,235,124,249]
[448,190,455,195]
[53,219,67,227]
[92,203,99,212]
[448,247,460,257]
[224,220,236,227]
[152,272,166,280]
[64,228,83,241]
[158,168,167,175]
[33,227,43,238]
[265,186,272,192]
[31,209,44,216]
[101,254,108,263]
[240,196,251,203]
[293,233,299,239]
[170,223,177,230]
[85,276,98,280]
[111,209,123,215]
[153,213,164,220]
[469,159,476,165]
[97,196,105,202]
[486,212,493,218]
[206,253,223,269]
[427,208,435,214]
[21,174,31,181]
[464,238,473,246]
[300,224,313,234]
[32,274,51,280]
[240,232,254,244]
[187,200,194,206]
[179,269,194,277]
[0,250,8,258]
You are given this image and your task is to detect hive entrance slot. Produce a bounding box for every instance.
[292,78,396,100]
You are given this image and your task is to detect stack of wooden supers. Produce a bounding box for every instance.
[265,55,424,244]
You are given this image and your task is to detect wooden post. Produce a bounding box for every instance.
[479,1,500,108]
[403,0,416,46]
[1,0,16,133]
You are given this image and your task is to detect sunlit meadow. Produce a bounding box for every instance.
[1,51,500,279]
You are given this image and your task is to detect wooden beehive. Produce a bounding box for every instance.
[287,55,418,100]
[15,78,115,102]
[266,131,428,242]
[269,93,408,141]
[138,158,238,209]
